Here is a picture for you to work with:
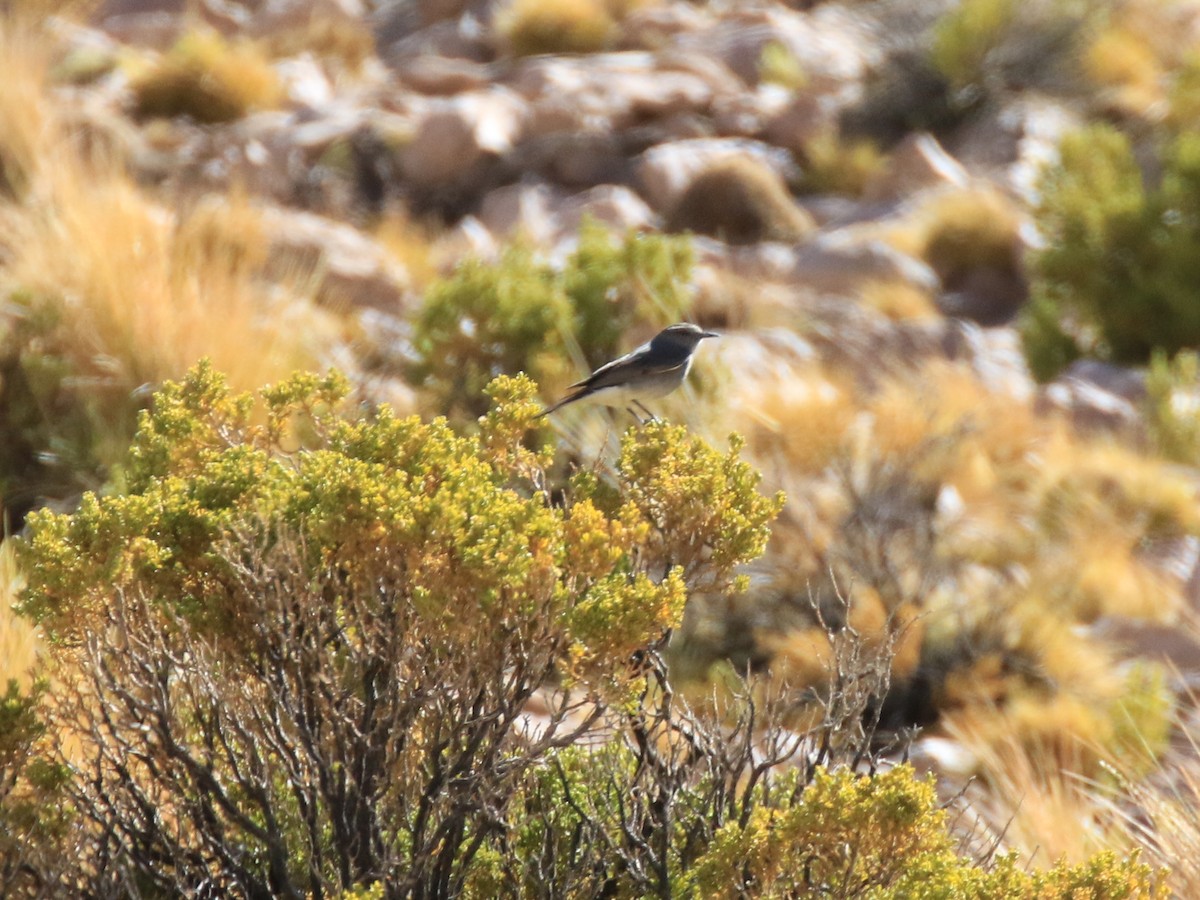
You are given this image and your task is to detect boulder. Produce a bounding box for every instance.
[863,133,969,203]
[1037,360,1147,437]
[478,180,564,244]
[261,206,412,311]
[509,53,724,137]
[400,88,527,185]
[636,137,798,213]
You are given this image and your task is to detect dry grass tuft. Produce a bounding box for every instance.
[496,0,620,56]
[858,279,939,321]
[895,187,1025,289]
[374,206,443,295]
[3,168,326,398]
[667,156,815,245]
[129,29,282,123]
[0,543,38,690]
[798,129,887,198]
[0,17,52,199]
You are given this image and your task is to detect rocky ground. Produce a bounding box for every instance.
[10,0,1200,881]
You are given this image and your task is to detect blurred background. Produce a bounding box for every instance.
[5,0,1200,886]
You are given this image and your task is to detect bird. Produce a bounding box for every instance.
[538,323,718,420]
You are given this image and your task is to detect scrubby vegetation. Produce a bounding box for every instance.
[8,0,1200,895]
[1022,123,1200,379]
[412,221,693,417]
[0,364,1162,896]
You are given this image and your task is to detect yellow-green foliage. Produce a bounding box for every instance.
[1145,349,1200,466]
[14,363,782,893]
[129,29,281,123]
[667,157,815,245]
[759,41,807,90]
[0,678,69,898]
[412,222,692,417]
[930,0,1018,87]
[496,0,619,56]
[1025,124,1200,378]
[686,765,1154,898]
[798,129,886,198]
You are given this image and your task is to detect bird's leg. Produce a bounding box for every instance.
[633,400,658,422]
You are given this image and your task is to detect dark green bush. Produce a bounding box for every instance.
[412,222,693,417]
[1023,124,1200,379]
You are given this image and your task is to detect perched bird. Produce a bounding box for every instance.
[538,323,718,419]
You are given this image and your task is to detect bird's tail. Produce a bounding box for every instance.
[535,387,587,419]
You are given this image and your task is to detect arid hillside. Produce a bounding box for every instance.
[3,0,1200,895]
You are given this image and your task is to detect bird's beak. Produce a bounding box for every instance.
[701,331,719,339]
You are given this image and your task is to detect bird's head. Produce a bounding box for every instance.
[651,323,719,351]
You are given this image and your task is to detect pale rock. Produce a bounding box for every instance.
[251,0,367,36]
[799,297,965,385]
[1089,621,1200,674]
[512,132,632,189]
[275,55,334,108]
[763,88,849,154]
[433,215,500,266]
[958,324,1035,402]
[1037,360,1146,436]
[95,0,187,49]
[559,185,657,234]
[951,96,1083,201]
[379,18,492,69]
[478,181,564,244]
[863,133,969,202]
[400,88,527,185]
[909,737,978,779]
[636,138,799,213]
[394,55,492,95]
[784,231,940,296]
[618,1,712,48]
[712,83,793,137]
[674,4,875,86]
[510,53,720,137]
[261,207,411,311]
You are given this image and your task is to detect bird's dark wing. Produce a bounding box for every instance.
[538,342,690,417]
[569,343,689,390]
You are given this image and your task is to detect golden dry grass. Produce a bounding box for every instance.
[3,169,326,396]
[799,129,886,198]
[496,0,619,56]
[0,18,337,406]
[0,17,52,199]
[889,186,1025,287]
[0,542,38,690]
[374,207,443,295]
[128,29,282,123]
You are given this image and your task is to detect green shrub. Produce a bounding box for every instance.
[687,765,1155,898]
[17,362,781,895]
[0,679,71,897]
[412,222,693,417]
[930,0,1019,88]
[1023,124,1200,379]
